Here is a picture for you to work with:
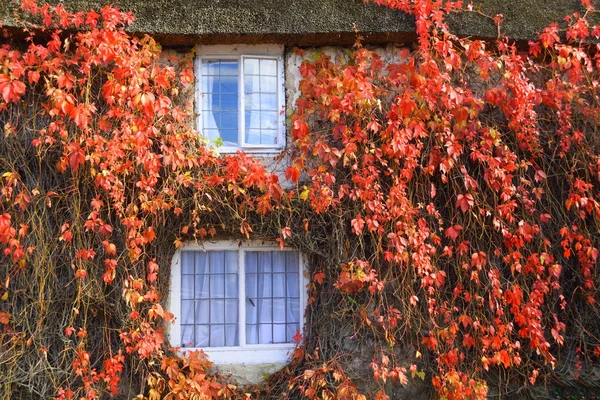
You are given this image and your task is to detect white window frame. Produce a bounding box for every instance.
[195,44,286,154]
[168,240,307,364]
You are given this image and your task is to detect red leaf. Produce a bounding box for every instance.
[456,193,474,213]
[285,166,300,184]
[444,225,462,241]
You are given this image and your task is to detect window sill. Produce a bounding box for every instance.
[179,345,295,364]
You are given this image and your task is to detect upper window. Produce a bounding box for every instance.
[195,45,285,153]
[169,241,305,364]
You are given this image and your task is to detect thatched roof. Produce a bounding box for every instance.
[0,0,587,46]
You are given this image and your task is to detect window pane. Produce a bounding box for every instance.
[273,252,286,272]
[225,299,238,323]
[286,323,299,343]
[260,59,277,76]
[261,76,278,93]
[244,58,259,75]
[182,276,193,299]
[195,325,209,347]
[261,93,278,110]
[258,324,272,344]
[244,74,260,94]
[209,251,224,274]
[273,324,286,343]
[246,252,257,273]
[181,325,194,347]
[224,251,238,273]
[258,299,273,323]
[195,300,210,324]
[257,273,272,298]
[273,274,285,297]
[273,299,286,323]
[181,300,194,324]
[246,324,258,345]
[258,252,273,273]
[210,325,225,347]
[221,93,238,111]
[182,251,194,274]
[210,299,224,324]
[195,275,209,298]
[287,298,300,323]
[210,274,225,298]
[261,111,278,130]
[225,324,239,346]
[287,273,299,298]
[261,130,278,145]
[195,252,208,274]
[225,274,238,298]
[246,295,258,324]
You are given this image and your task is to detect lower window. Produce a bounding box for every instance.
[169,242,304,364]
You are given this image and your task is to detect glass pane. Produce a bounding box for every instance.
[219,61,238,76]
[287,298,300,323]
[273,274,285,297]
[244,74,260,94]
[202,129,220,141]
[181,252,194,274]
[210,299,224,324]
[195,325,209,347]
[182,277,193,299]
[246,273,257,299]
[287,273,299,298]
[181,325,194,347]
[201,60,219,76]
[286,323,299,342]
[246,324,258,345]
[195,300,210,324]
[209,251,224,274]
[225,324,239,346]
[181,300,194,324]
[195,275,209,298]
[261,130,278,145]
[210,274,225,298]
[245,111,261,130]
[220,130,238,145]
[245,129,261,145]
[273,324,286,343]
[225,299,238,323]
[261,112,278,130]
[261,93,278,110]
[273,299,285,323]
[246,252,257,273]
[224,251,238,273]
[260,59,277,76]
[261,76,278,93]
[221,112,238,130]
[210,325,225,347]
[195,252,208,274]
[258,252,273,273]
[246,296,258,324]
[221,93,238,111]
[203,110,218,130]
[225,274,238,298]
[258,324,272,344]
[244,58,259,75]
[245,93,261,111]
[219,75,238,94]
[257,273,272,298]
[273,252,286,272]
[258,299,273,323]
[286,252,298,273]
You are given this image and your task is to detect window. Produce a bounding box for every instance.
[169,241,305,364]
[195,45,285,153]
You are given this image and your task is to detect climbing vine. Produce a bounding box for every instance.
[1,0,600,399]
